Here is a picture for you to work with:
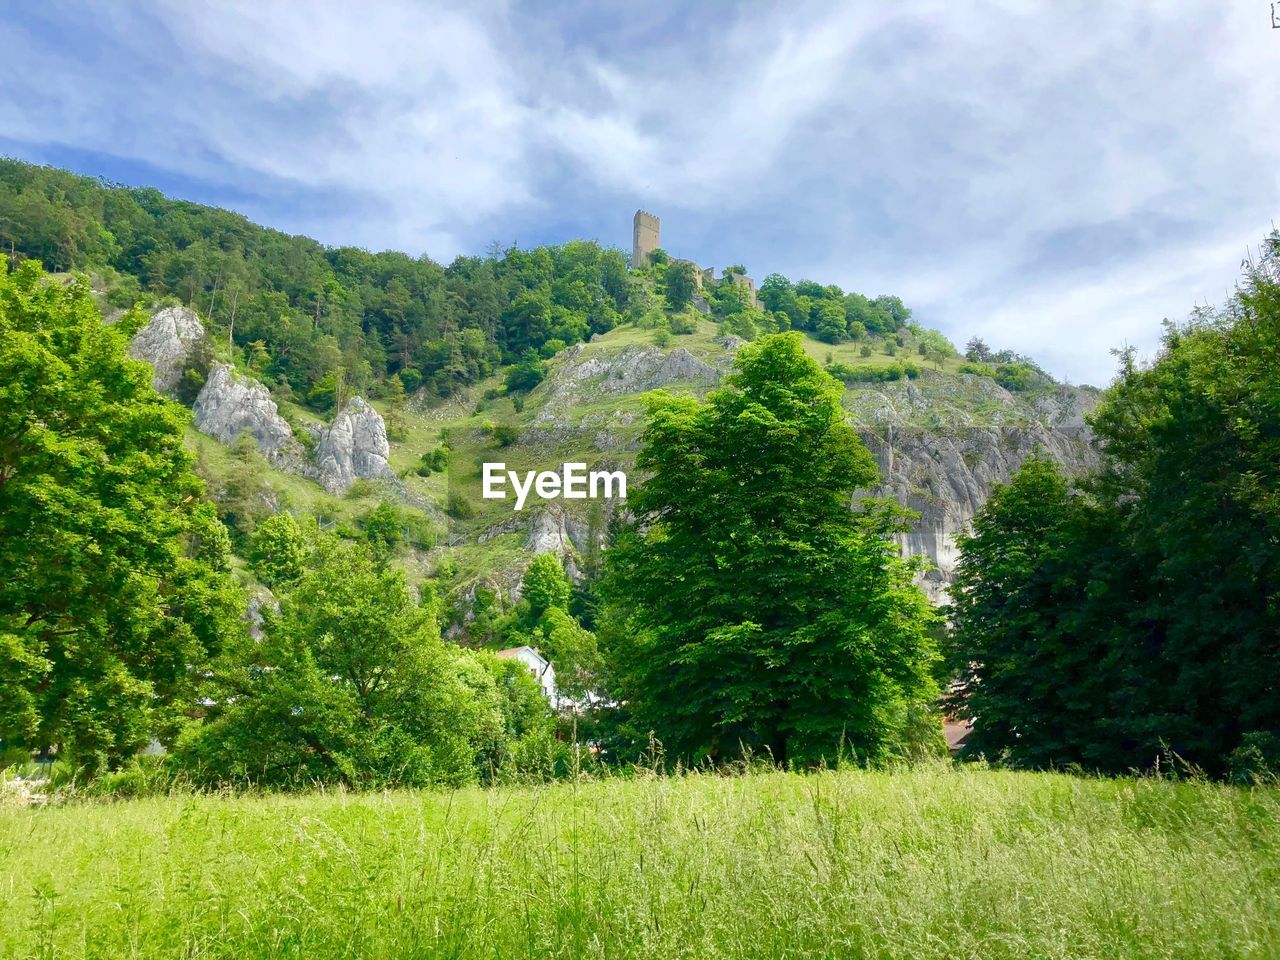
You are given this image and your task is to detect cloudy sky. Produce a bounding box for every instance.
[3,1,1277,384]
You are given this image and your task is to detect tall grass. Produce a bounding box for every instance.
[0,763,1276,959]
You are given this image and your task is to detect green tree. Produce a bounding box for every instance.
[0,260,244,769]
[520,553,572,622]
[248,513,309,588]
[946,455,1141,769]
[603,332,940,766]
[362,501,403,564]
[177,537,514,787]
[948,237,1280,776]
[663,260,697,311]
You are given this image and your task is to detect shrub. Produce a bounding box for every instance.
[416,446,450,476]
[826,361,920,384]
[505,354,547,393]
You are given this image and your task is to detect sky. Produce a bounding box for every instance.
[2,1,1278,386]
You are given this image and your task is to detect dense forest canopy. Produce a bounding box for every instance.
[0,158,982,414]
[0,159,633,405]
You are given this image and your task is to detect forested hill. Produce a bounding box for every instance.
[0,157,1005,413]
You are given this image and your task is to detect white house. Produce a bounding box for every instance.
[495,646,558,703]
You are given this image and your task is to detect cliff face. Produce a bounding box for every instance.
[127,305,205,395]
[312,397,395,494]
[849,381,1098,601]
[492,338,1100,603]
[193,363,309,472]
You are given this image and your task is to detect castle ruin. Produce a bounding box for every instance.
[630,208,761,309]
[631,210,660,270]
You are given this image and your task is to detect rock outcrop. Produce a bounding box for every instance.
[127,305,205,394]
[193,363,307,471]
[540,343,723,418]
[312,397,395,493]
[848,378,1099,602]
[526,339,1100,604]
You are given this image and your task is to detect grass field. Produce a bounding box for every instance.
[1,764,1276,959]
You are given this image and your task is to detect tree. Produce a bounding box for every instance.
[1086,243,1280,773]
[362,501,403,564]
[504,352,547,393]
[248,513,309,588]
[0,259,244,769]
[811,300,848,343]
[946,455,1141,770]
[948,236,1280,776]
[177,537,530,787]
[603,332,940,766]
[521,553,572,622]
[663,260,696,311]
[964,337,991,363]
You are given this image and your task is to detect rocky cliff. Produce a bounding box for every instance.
[127,305,205,395]
[312,396,395,493]
[492,337,1099,603]
[192,363,309,472]
[846,377,1098,601]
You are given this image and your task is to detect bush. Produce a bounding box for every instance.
[416,446,450,476]
[1229,732,1280,784]
[447,491,475,519]
[669,310,699,335]
[505,354,547,393]
[826,361,920,384]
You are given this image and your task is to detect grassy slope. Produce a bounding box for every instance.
[1,765,1276,959]
[186,315,1087,594]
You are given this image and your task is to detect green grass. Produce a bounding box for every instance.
[2,765,1276,959]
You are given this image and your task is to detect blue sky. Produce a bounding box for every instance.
[3,1,1278,385]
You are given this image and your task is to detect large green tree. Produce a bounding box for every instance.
[946,455,1145,769]
[603,332,940,766]
[0,259,244,768]
[179,536,549,787]
[949,237,1280,776]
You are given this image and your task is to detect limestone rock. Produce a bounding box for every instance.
[127,305,205,394]
[851,381,1100,603]
[193,363,306,470]
[313,397,394,493]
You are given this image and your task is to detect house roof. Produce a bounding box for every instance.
[495,645,548,667]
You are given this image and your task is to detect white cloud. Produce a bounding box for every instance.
[0,0,1277,383]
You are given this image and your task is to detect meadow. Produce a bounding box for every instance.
[1,764,1277,959]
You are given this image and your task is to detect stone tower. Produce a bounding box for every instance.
[631,210,659,269]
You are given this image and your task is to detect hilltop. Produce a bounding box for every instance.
[0,157,1098,624]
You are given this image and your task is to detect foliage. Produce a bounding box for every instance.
[603,333,940,766]
[0,258,244,770]
[0,160,628,407]
[949,238,1280,775]
[176,536,550,788]
[362,501,403,564]
[248,512,310,588]
[663,260,697,311]
[504,352,547,393]
[521,554,573,621]
[946,455,1140,770]
[826,360,920,384]
[415,445,449,476]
